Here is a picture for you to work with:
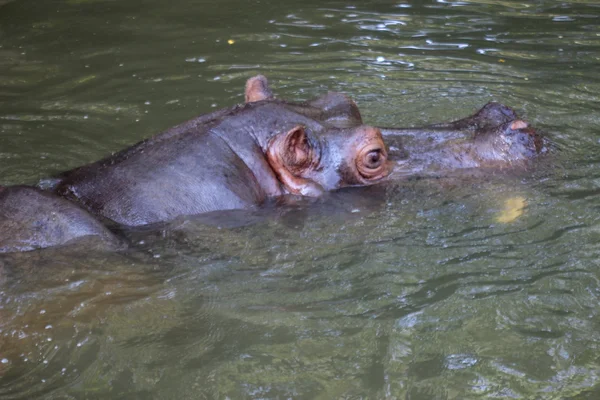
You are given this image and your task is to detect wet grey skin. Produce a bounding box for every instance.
[0,185,121,253]
[376,102,519,145]
[377,102,519,145]
[53,76,543,227]
[0,77,544,252]
[244,76,545,171]
[55,92,390,227]
[377,102,545,175]
[259,75,544,171]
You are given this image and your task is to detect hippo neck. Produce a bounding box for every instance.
[203,103,326,197]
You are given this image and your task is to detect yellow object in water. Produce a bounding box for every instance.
[228,39,235,45]
[495,196,527,223]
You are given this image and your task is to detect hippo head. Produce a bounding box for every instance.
[245,74,391,195]
[245,74,363,129]
[474,119,544,163]
[266,124,392,196]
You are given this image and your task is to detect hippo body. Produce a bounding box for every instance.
[55,76,543,227]
[0,186,120,253]
[0,75,545,252]
[56,80,391,226]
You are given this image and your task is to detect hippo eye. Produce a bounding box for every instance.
[357,145,388,180]
[365,149,383,169]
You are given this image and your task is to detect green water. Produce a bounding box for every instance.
[1,0,600,398]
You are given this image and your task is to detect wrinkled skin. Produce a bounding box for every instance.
[0,186,121,253]
[55,75,391,226]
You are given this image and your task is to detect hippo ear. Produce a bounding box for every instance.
[245,75,274,103]
[267,126,323,197]
[308,92,363,128]
[282,125,311,169]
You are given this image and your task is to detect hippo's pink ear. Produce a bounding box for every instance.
[245,75,274,103]
[267,126,323,197]
[281,126,311,169]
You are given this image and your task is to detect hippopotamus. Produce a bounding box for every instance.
[0,75,545,253]
[0,185,121,253]
[54,76,392,226]
[52,75,543,227]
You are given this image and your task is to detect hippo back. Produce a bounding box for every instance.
[55,125,268,226]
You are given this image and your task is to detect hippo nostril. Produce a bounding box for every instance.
[510,120,528,130]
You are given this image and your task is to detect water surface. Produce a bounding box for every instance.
[1,0,600,398]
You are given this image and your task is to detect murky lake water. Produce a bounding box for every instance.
[1,0,600,398]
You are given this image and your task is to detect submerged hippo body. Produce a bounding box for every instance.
[55,75,543,226]
[56,76,391,226]
[0,186,120,253]
[0,75,545,252]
